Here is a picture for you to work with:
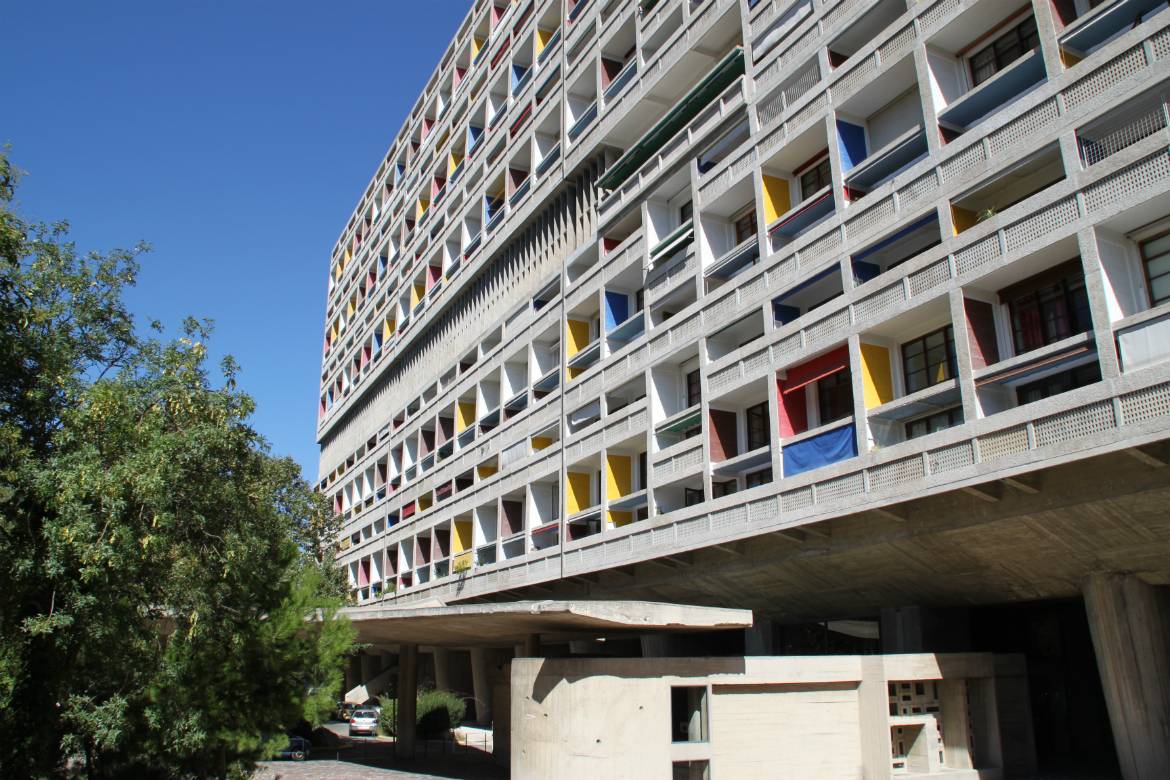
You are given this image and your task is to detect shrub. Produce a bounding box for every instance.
[417,689,467,738]
[377,690,466,738]
[377,696,398,736]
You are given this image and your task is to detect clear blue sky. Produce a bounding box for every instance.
[2,1,469,481]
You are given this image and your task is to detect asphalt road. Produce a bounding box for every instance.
[254,722,505,780]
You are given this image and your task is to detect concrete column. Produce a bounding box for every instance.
[880,606,971,653]
[470,647,493,727]
[347,656,362,696]
[433,648,451,691]
[1084,574,1170,780]
[744,618,776,655]
[517,633,541,657]
[360,653,377,684]
[395,644,419,760]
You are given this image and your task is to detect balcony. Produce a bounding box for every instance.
[596,46,745,192]
[603,60,639,104]
[1077,90,1169,167]
[568,101,599,141]
[936,49,1046,134]
[1060,0,1168,60]
[767,186,835,240]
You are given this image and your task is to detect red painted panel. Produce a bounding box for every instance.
[709,409,739,461]
[781,346,849,395]
[965,298,1000,369]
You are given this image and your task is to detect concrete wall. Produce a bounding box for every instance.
[511,653,1031,780]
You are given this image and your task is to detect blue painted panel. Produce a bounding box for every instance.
[772,303,800,326]
[782,423,857,477]
[604,291,629,331]
[852,261,880,285]
[836,120,867,172]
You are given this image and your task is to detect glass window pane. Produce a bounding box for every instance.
[1145,251,1170,278]
[1151,274,1170,304]
[1142,233,1170,257]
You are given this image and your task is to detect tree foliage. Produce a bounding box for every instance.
[0,152,355,778]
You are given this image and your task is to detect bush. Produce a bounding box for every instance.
[376,690,466,739]
[377,696,397,736]
[417,689,467,738]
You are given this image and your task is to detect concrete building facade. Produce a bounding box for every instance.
[318,0,1170,777]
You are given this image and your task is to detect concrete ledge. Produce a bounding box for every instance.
[340,599,752,647]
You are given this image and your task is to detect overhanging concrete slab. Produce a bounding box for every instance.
[340,599,753,648]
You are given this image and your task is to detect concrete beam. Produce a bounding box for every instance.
[1124,446,1167,467]
[341,600,752,647]
[1002,475,1041,494]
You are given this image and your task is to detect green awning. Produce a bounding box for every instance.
[596,46,745,192]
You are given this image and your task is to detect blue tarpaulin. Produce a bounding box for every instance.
[783,423,857,477]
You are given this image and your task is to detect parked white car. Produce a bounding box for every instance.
[348,709,379,737]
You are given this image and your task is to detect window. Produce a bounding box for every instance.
[1017,362,1101,405]
[745,468,773,488]
[679,200,693,223]
[902,326,957,394]
[683,487,704,507]
[1140,231,1170,307]
[686,369,701,407]
[799,156,831,200]
[733,208,757,245]
[746,402,770,450]
[969,16,1040,87]
[670,686,708,742]
[905,407,963,440]
[1003,262,1092,354]
[712,479,737,498]
[673,761,710,780]
[638,451,647,489]
[817,370,853,425]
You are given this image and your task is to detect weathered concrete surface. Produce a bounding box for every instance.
[1084,574,1170,780]
[340,600,752,647]
[510,653,1033,780]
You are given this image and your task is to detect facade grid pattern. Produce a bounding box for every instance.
[317,0,1170,605]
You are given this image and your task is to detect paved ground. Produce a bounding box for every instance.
[254,722,505,780]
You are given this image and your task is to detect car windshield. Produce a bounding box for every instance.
[354,711,375,718]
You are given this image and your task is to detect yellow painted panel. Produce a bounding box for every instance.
[567,366,584,381]
[457,400,476,432]
[448,151,463,176]
[347,298,355,318]
[1060,49,1082,68]
[453,520,473,553]
[472,36,483,56]
[951,205,978,235]
[477,463,497,478]
[383,319,394,341]
[410,285,421,307]
[567,471,591,514]
[606,454,631,500]
[531,436,552,450]
[418,493,433,511]
[762,175,791,224]
[859,342,893,410]
[417,199,430,220]
[566,319,591,357]
[608,510,632,528]
[536,27,552,52]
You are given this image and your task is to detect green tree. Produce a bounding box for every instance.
[0,152,355,779]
